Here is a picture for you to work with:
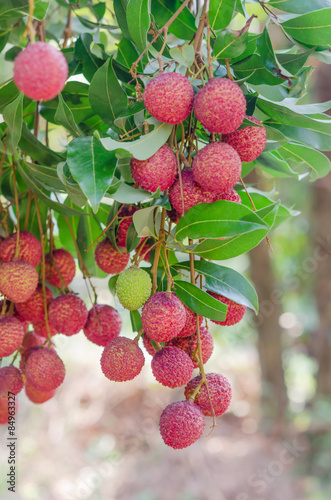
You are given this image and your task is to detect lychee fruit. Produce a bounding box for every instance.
[95,238,130,274]
[0,316,25,357]
[0,300,29,332]
[25,382,56,404]
[193,78,246,134]
[48,294,88,336]
[25,347,65,392]
[0,231,42,267]
[152,346,194,388]
[135,239,152,263]
[13,41,68,101]
[0,366,24,397]
[83,304,122,346]
[207,291,246,326]
[169,326,214,369]
[178,306,203,338]
[20,345,53,373]
[159,400,205,449]
[130,145,177,192]
[144,72,194,124]
[0,261,38,303]
[32,319,58,338]
[213,188,242,204]
[142,292,187,342]
[21,330,45,351]
[0,395,18,425]
[116,206,139,249]
[100,337,145,382]
[168,170,214,216]
[15,284,53,322]
[44,249,76,289]
[116,267,151,310]
[192,142,242,195]
[184,372,232,417]
[142,335,156,356]
[222,116,267,162]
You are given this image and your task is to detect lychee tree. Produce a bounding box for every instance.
[1,0,331,447]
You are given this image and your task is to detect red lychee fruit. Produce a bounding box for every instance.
[15,284,53,322]
[142,292,187,343]
[116,206,139,248]
[0,300,29,332]
[193,78,246,134]
[0,366,24,397]
[178,306,202,338]
[83,304,122,346]
[0,395,18,425]
[207,291,246,326]
[100,337,145,382]
[25,348,65,392]
[213,188,242,204]
[21,330,45,351]
[192,142,242,195]
[44,249,76,289]
[168,170,214,216]
[135,239,152,263]
[152,346,194,388]
[0,316,25,358]
[95,238,130,274]
[169,326,214,369]
[25,382,56,404]
[48,294,88,336]
[142,335,155,356]
[20,345,52,373]
[130,145,177,192]
[32,319,58,338]
[13,41,68,101]
[0,261,38,303]
[0,231,42,267]
[222,116,267,162]
[144,72,194,124]
[159,400,205,449]
[184,372,232,417]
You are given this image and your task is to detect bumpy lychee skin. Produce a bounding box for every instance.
[214,188,242,203]
[15,284,53,322]
[0,261,38,303]
[169,326,214,369]
[222,116,267,162]
[100,337,145,382]
[32,319,58,338]
[21,330,45,351]
[116,267,152,311]
[95,238,130,274]
[143,335,155,356]
[159,400,205,449]
[193,78,246,134]
[144,73,194,124]
[192,142,242,195]
[169,170,214,216]
[25,382,56,404]
[116,206,139,248]
[0,231,42,267]
[83,304,122,346]
[142,292,187,343]
[0,395,18,425]
[0,366,24,397]
[13,42,68,101]
[207,291,246,326]
[185,372,232,417]
[167,207,181,225]
[45,249,76,289]
[25,348,65,392]
[48,294,88,336]
[130,145,177,192]
[152,346,194,388]
[0,316,25,357]
[178,306,203,338]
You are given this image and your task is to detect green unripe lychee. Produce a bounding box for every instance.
[116,267,152,311]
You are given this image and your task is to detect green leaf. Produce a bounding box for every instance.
[113,0,131,40]
[111,183,151,203]
[170,43,195,67]
[116,38,142,72]
[173,280,227,322]
[151,0,196,40]
[57,198,81,255]
[19,197,48,239]
[233,54,284,85]
[24,161,66,191]
[264,125,288,151]
[89,58,128,129]
[257,152,300,178]
[209,0,236,31]
[276,49,313,75]
[281,9,331,45]
[0,81,20,115]
[133,206,157,237]
[130,309,143,333]
[74,34,104,82]
[0,0,49,20]
[109,274,119,295]
[77,207,108,278]
[278,142,331,181]
[126,0,150,53]
[267,0,331,14]
[3,92,23,154]
[67,136,117,213]
[19,124,65,165]
[265,121,331,151]
[213,30,248,60]
[55,94,83,137]
[114,101,145,129]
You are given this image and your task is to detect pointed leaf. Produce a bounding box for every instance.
[173,280,227,322]
[267,0,331,14]
[209,0,236,31]
[151,0,196,40]
[278,143,331,181]
[282,9,331,45]
[55,94,83,137]
[3,92,23,154]
[126,0,150,53]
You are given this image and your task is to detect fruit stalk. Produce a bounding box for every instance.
[151,208,167,294]
[11,161,20,261]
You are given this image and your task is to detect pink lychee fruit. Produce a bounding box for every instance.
[130,145,177,192]
[213,188,242,204]
[83,304,122,346]
[21,330,45,351]
[142,335,156,356]
[152,346,194,388]
[0,316,25,358]
[0,261,38,303]
[159,400,205,449]
[142,292,187,342]
[144,72,194,124]
[207,291,246,326]
[222,116,267,162]
[0,366,24,397]
[0,300,29,332]
[178,306,203,338]
[0,231,42,267]
[44,248,76,289]
[0,395,18,425]
[184,372,232,417]
[25,382,56,404]
[168,170,214,216]
[25,348,65,392]
[15,284,53,322]
[193,78,246,134]
[13,41,68,101]
[48,294,88,336]
[100,337,145,382]
[116,206,139,248]
[168,326,214,369]
[95,238,130,274]
[32,319,58,338]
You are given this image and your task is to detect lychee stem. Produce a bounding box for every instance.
[11,162,20,261]
[174,126,185,216]
[23,0,36,42]
[133,329,144,344]
[151,208,167,294]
